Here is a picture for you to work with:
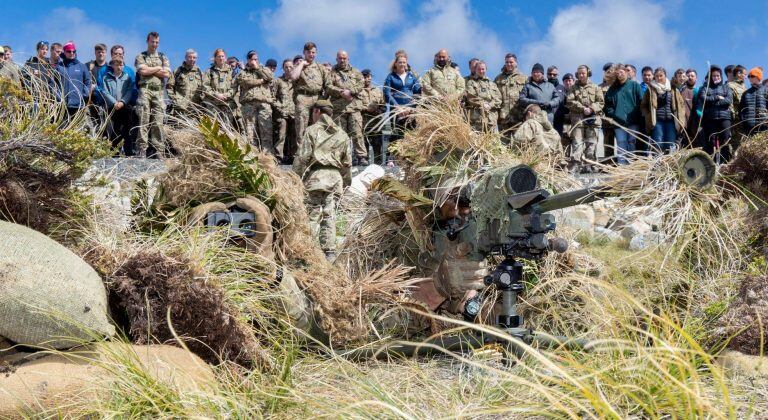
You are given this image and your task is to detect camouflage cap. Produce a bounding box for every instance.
[313,99,333,110]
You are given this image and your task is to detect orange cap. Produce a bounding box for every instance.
[749,67,763,81]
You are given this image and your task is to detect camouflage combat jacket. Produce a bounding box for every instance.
[274,76,295,118]
[135,50,171,90]
[292,114,352,193]
[566,80,604,126]
[465,75,502,123]
[203,65,236,105]
[234,65,274,104]
[327,64,364,114]
[294,61,329,96]
[421,64,465,97]
[494,69,527,123]
[169,63,205,109]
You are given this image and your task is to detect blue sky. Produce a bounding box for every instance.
[2,0,766,84]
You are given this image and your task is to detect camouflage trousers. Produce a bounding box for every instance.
[275,115,295,159]
[306,189,337,252]
[136,88,166,155]
[570,123,599,169]
[335,111,365,159]
[295,93,320,144]
[242,101,273,154]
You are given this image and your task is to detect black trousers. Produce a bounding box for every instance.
[700,118,731,162]
[107,107,136,156]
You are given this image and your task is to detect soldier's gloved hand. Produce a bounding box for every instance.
[434,241,487,312]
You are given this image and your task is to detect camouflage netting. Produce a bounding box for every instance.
[83,244,272,369]
[133,118,414,346]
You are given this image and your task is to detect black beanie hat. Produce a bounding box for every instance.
[532,63,545,74]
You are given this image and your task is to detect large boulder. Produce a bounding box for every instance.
[0,343,214,418]
[0,221,114,349]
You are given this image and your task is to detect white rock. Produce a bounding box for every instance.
[717,350,768,378]
[561,205,595,231]
[620,220,652,240]
[594,226,621,241]
[629,231,663,251]
[346,164,386,198]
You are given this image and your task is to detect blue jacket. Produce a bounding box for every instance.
[95,65,135,102]
[383,71,421,106]
[739,85,768,126]
[55,57,91,108]
[99,67,137,107]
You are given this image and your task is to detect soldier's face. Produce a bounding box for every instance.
[564,78,574,89]
[436,51,448,67]
[363,74,372,87]
[147,36,159,51]
[4,49,11,61]
[283,62,294,75]
[576,68,588,83]
[304,47,316,63]
[504,57,517,72]
[247,56,258,69]
[185,53,197,67]
[215,52,226,67]
[475,64,486,78]
[336,52,348,67]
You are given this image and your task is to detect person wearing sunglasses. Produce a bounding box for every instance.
[53,42,91,118]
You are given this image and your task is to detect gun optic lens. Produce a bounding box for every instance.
[506,165,538,194]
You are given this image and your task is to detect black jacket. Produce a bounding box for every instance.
[698,66,733,121]
[518,78,561,122]
[739,85,768,126]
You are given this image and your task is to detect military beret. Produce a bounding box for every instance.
[265,58,277,67]
[602,62,613,72]
[361,69,372,76]
[563,73,574,80]
[313,99,333,110]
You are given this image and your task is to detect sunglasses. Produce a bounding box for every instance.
[65,50,77,53]
[547,73,558,77]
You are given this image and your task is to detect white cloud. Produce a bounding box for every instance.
[521,0,688,76]
[258,0,403,63]
[386,0,505,75]
[10,8,143,65]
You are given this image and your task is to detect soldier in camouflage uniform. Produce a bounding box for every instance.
[420,49,465,98]
[274,59,296,163]
[566,65,604,173]
[203,48,238,128]
[727,65,747,155]
[235,51,275,154]
[360,69,386,164]
[464,61,502,132]
[290,42,330,143]
[292,99,352,260]
[513,104,562,154]
[327,50,367,165]
[168,49,205,117]
[134,32,172,158]
[494,53,527,135]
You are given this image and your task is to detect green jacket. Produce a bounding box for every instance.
[604,79,644,126]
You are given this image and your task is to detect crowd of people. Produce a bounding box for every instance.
[1,32,767,172]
